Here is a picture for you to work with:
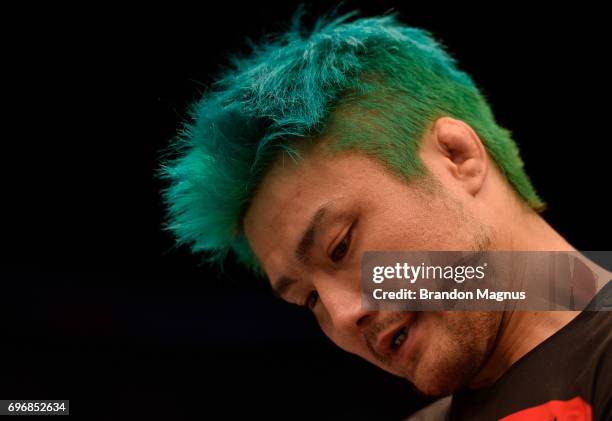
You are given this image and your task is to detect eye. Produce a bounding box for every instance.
[305,290,319,309]
[330,228,352,263]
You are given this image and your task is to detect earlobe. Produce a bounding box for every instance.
[433,117,488,197]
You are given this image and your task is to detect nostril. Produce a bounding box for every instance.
[357,314,371,328]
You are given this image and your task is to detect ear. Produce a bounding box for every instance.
[431,117,488,197]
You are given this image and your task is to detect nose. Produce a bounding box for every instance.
[314,273,376,346]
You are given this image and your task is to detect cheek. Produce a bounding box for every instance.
[317,314,349,351]
[410,312,498,394]
[374,209,461,251]
[369,191,456,247]
[395,200,476,250]
[315,312,339,347]
[418,312,490,355]
[317,314,371,360]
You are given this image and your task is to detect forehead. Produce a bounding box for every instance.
[242,143,389,275]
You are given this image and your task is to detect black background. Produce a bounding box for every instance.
[2,2,611,420]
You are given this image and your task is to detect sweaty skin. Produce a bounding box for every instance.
[243,117,582,397]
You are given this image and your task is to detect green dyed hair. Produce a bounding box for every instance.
[159,9,545,275]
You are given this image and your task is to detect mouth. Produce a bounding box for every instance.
[373,314,418,364]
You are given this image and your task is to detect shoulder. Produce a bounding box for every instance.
[589,312,612,420]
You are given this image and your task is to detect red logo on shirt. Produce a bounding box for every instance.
[500,396,592,420]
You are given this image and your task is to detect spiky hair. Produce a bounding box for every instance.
[159,9,544,275]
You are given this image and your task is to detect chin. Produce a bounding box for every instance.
[406,311,500,397]
[408,333,489,397]
[410,372,466,398]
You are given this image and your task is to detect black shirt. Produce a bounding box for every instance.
[450,281,612,420]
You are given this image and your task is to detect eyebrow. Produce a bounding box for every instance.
[295,205,328,264]
[270,204,330,299]
[271,276,297,300]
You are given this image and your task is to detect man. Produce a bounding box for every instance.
[160,11,611,420]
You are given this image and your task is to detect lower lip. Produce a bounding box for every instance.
[395,317,419,365]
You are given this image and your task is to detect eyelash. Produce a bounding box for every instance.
[305,290,319,309]
[330,226,352,263]
[302,225,353,310]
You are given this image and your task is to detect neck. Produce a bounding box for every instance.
[468,309,581,388]
[469,209,581,388]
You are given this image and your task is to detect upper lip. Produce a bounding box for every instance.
[373,314,415,357]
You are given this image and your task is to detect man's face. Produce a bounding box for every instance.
[243,137,502,397]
